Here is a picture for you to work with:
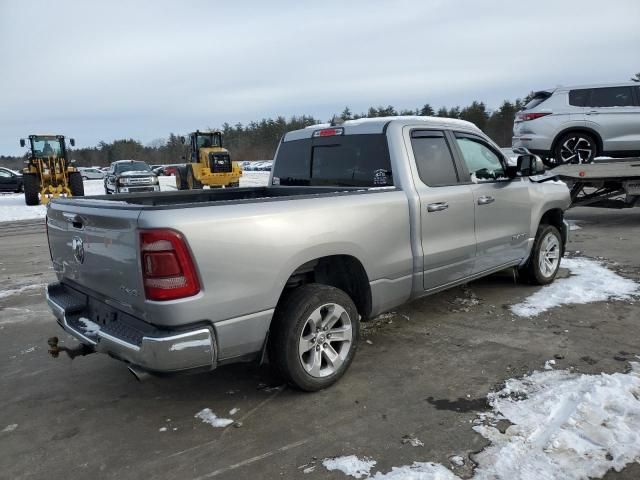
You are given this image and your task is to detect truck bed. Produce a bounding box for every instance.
[51,185,394,210]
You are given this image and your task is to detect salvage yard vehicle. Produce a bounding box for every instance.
[104,160,160,194]
[19,134,84,205]
[175,130,242,190]
[45,116,570,391]
[512,82,640,167]
[78,167,105,180]
[0,167,23,192]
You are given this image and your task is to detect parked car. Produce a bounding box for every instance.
[103,160,159,194]
[0,167,23,192]
[513,82,640,167]
[46,116,570,391]
[78,167,105,180]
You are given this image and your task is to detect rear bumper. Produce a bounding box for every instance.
[512,135,552,155]
[46,282,216,373]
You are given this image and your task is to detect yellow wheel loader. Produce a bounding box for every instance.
[19,134,84,205]
[175,130,242,190]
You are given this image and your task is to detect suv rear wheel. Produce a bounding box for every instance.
[268,284,359,391]
[552,132,596,166]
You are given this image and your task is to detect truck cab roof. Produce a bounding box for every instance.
[285,115,480,141]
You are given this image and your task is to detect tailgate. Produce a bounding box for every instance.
[47,201,145,313]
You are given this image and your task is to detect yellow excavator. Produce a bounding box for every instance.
[19,134,84,205]
[175,130,242,190]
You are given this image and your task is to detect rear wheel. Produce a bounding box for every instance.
[519,224,562,285]
[23,173,40,206]
[175,167,188,190]
[552,132,596,166]
[187,166,202,190]
[69,172,84,197]
[268,284,359,391]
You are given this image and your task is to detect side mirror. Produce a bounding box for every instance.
[180,136,185,144]
[70,138,76,147]
[517,154,545,176]
[20,139,25,148]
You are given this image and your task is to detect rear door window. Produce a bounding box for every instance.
[274,134,392,187]
[410,131,459,186]
[569,89,590,107]
[588,86,635,107]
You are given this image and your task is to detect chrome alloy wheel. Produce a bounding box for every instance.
[298,303,353,378]
[560,136,594,164]
[538,232,560,278]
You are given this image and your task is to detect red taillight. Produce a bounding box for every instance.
[516,112,552,122]
[139,229,200,301]
[313,127,344,137]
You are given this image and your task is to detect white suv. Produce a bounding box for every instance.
[512,82,640,166]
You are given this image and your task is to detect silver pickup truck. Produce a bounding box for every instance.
[45,117,570,391]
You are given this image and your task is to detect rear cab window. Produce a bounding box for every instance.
[273,133,393,187]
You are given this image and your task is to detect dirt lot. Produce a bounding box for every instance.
[1,208,639,479]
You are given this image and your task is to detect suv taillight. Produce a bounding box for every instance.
[139,229,200,301]
[516,112,552,122]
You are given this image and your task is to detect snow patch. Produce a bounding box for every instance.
[20,346,36,355]
[194,408,234,428]
[511,257,639,317]
[229,407,239,416]
[78,317,101,336]
[544,359,556,370]
[0,283,46,300]
[322,455,376,479]
[449,455,465,467]
[2,424,18,432]
[325,364,640,480]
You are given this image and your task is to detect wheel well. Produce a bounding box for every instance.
[280,255,372,319]
[551,128,603,157]
[539,209,566,246]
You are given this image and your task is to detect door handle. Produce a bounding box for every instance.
[477,195,495,205]
[586,110,599,115]
[427,202,449,212]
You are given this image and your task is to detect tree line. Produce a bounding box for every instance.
[2,72,638,169]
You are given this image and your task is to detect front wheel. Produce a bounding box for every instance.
[519,224,563,285]
[268,284,359,392]
[23,173,40,205]
[69,172,84,197]
[552,132,596,166]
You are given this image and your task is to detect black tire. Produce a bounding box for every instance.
[187,166,202,190]
[68,172,84,197]
[268,284,359,392]
[519,224,563,285]
[175,167,188,190]
[552,132,597,166]
[23,173,40,206]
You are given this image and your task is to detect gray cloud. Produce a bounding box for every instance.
[1,0,639,154]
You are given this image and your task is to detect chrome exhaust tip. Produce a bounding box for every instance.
[128,365,151,382]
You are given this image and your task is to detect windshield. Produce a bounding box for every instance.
[31,137,63,157]
[195,134,221,149]
[115,161,151,173]
[273,134,393,187]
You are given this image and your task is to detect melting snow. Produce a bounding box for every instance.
[323,455,376,479]
[325,364,640,480]
[229,407,239,416]
[194,408,234,428]
[544,359,556,370]
[2,424,18,432]
[0,283,46,300]
[78,317,101,336]
[511,257,639,317]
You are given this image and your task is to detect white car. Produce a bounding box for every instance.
[78,167,105,180]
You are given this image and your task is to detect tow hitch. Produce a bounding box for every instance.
[47,336,94,359]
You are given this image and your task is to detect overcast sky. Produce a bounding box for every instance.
[1,0,639,155]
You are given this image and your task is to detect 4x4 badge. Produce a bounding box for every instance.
[72,236,85,264]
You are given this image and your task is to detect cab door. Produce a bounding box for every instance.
[450,132,532,274]
[408,129,477,291]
